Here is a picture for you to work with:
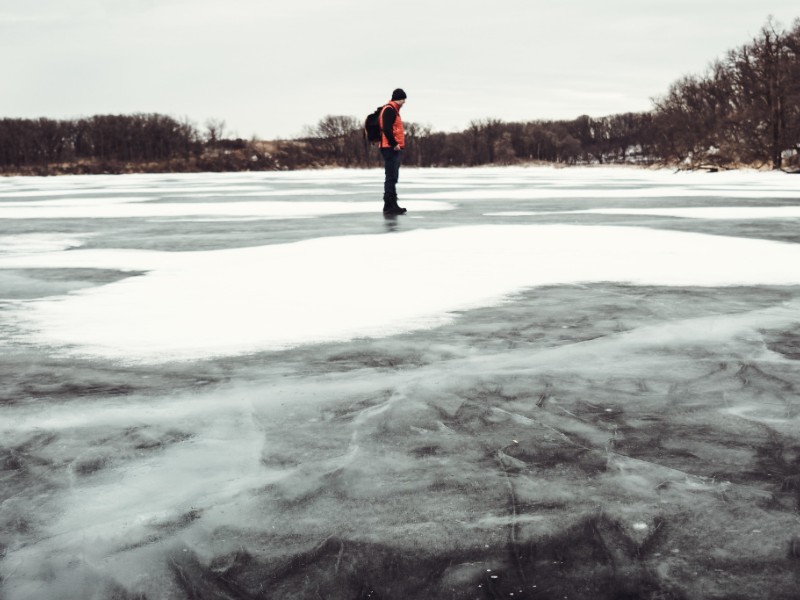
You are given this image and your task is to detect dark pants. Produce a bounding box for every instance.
[381,148,402,200]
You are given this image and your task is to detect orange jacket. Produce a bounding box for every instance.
[379,101,405,149]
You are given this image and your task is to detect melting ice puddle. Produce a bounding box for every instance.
[4,223,800,363]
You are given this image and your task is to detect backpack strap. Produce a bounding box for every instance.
[379,103,395,134]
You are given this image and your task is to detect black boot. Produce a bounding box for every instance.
[389,195,407,214]
[383,196,406,215]
[383,203,406,215]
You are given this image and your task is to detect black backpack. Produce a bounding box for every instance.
[364,105,386,144]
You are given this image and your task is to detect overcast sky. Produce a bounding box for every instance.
[2,1,799,140]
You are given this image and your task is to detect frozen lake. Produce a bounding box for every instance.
[2,166,800,599]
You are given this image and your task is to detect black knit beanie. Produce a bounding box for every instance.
[391,88,407,101]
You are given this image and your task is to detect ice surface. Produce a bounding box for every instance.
[578,206,800,219]
[486,206,800,219]
[0,199,452,219]
[409,188,800,200]
[2,166,800,600]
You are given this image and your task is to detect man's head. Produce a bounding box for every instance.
[391,88,407,105]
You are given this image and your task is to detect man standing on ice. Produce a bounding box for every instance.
[380,88,408,215]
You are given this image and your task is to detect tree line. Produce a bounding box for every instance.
[653,17,800,169]
[0,114,287,175]
[0,111,661,174]
[1,17,798,175]
[293,17,800,171]
[0,114,195,172]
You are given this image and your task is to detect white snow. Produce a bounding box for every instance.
[0,233,89,255]
[5,224,800,363]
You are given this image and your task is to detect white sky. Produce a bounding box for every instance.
[2,0,799,139]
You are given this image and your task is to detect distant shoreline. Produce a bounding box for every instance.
[2,160,797,178]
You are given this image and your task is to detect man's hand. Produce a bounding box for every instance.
[394,145,401,151]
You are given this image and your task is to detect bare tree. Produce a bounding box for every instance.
[205,118,227,146]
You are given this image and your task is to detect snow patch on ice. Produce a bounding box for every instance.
[0,233,89,255]
[6,224,800,363]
